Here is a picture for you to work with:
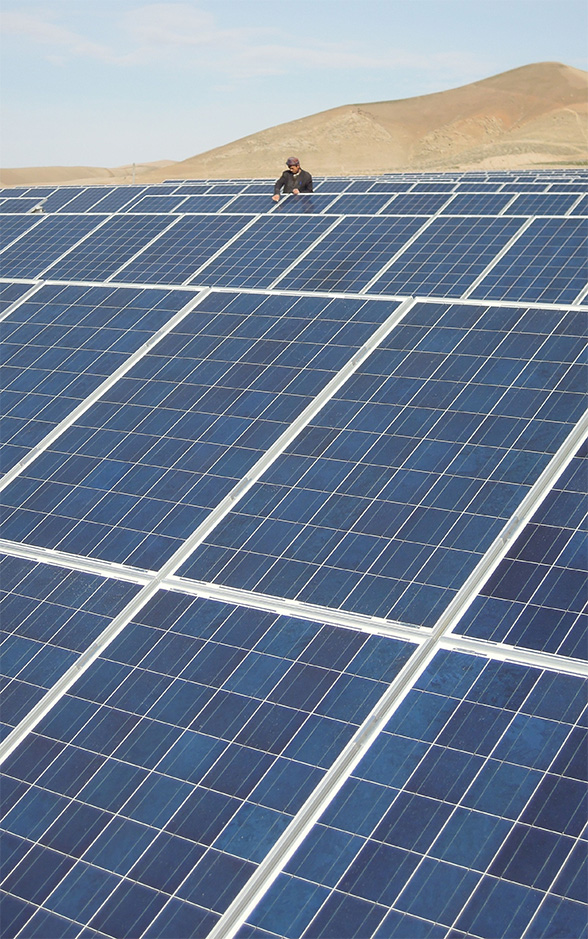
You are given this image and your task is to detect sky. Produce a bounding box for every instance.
[1,0,587,169]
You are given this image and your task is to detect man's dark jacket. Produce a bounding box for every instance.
[273,168,313,195]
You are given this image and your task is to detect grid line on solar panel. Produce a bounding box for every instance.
[125,194,190,213]
[320,193,398,216]
[231,649,587,939]
[110,215,259,286]
[173,196,237,214]
[0,285,205,479]
[41,214,179,282]
[459,217,536,301]
[218,195,278,215]
[469,217,588,306]
[364,215,527,298]
[0,215,107,280]
[0,198,44,214]
[0,590,418,937]
[0,216,44,254]
[454,443,588,661]
[82,186,148,213]
[0,281,43,318]
[272,194,342,215]
[177,301,587,627]
[379,193,454,216]
[37,189,85,213]
[503,193,582,217]
[191,216,339,290]
[0,554,141,734]
[0,291,404,570]
[53,188,117,213]
[275,216,431,294]
[437,193,515,215]
[568,194,587,216]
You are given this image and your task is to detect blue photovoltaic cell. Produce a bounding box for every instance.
[340,180,380,194]
[277,216,426,293]
[0,188,32,198]
[0,169,586,939]
[438,193,513,215]
[454,181,503,192]
[242,183,280,195]
[206,184,250,196]
[569,194,588,215]
[0,215,43,250]
[0,282,34,313]
[219,195,277,214]
[83,187,147,213]
[18,188,58,198]
[0,198,42,214]
[0,291,400,569]
[273,194,341,214]
[0,554,140,736]
[470,217,588,305]
[500,182,550,193]
[504,193,580,216]
[111,214,254,285]
[171,184,215,195]
[194,216,335,290]
[37,189,83,212]
[54,188,117,213]
[243,650,587,939]
[367,181,415,193]
[548,182,588,193]
[408,182,456,193]
[0,215,103,279]
[324,194,396,215]
[456,443,587,659]
[380,193,451,215]
[42,214,175,282]
[174,195,234,213]
[127,195,190,213]
[368,215,524,297]
[312,179,353,192]
[0,591,416,936]
[0,283,194,472]
[179,301,586,626]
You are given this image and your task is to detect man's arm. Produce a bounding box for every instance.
[273,172,287,200]
[299,171,313,192]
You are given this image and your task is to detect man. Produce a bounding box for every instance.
[272,157,313,201]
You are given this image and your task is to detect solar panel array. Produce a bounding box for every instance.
[0,168,586,939]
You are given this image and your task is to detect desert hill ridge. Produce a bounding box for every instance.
[2,61,587,187]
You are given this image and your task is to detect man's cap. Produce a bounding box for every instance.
[286,157,300,166]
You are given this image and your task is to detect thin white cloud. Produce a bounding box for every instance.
[0,2,489,84]
[1,10,116,63]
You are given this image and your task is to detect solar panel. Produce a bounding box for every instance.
[0,198,43,214]
[504,193,580,216]
[367,216,525,298]
[0,215,103,279]
[177,301,585,625]
[41,215,176,282]
[275,216,426,293]
[470,217,588,305]
[0,168,586,939]
[0,215,43,251]
[53,187,117,213]
[111,214,254,285]
[192,216,336,289]
[456,442,587,659]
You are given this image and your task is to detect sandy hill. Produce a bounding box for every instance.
[2,62,587,187]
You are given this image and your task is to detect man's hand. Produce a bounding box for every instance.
[272,194,280,202]
[292,188,300,195]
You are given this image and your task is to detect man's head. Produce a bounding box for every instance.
[286,157,300,170]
